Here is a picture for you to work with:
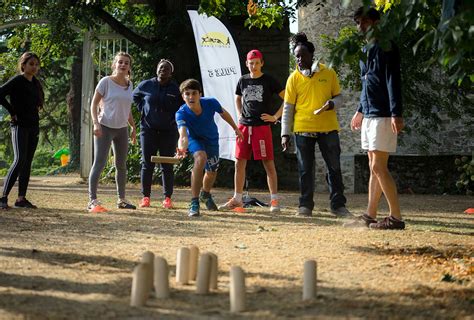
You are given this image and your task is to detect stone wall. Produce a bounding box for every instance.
[299,0,473,194]
[229,17,290,95]
[354,154,468,194]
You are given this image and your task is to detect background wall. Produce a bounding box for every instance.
[299,0,473,194]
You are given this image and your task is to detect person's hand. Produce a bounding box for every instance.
[130,127,137,145]
[391,117,404,134]
[281,135,290,152]
[260,113,278,123]
[93,122,102,137]
[235,129,244,141]
[350,112,363,131]
[10,115,18,125]
[175,148,187,159]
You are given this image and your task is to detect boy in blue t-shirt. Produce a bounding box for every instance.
[175,79,243,217]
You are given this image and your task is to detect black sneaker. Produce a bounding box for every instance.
[369,216,405,230]
[199,191,218,211]
[330,206,353,218]
[343,214,377,228]
[296,206,312,217]
[0,197,8,210]
[117,199,136,209]
[14,198,37,209]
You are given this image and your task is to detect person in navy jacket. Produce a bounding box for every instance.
[133,59,183,209]
[348,7,405,230]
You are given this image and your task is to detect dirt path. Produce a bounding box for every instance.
[0,176,472,319]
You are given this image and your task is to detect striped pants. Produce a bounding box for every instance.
[2,125,39,199]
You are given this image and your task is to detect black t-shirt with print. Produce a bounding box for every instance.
[235,73,283,126]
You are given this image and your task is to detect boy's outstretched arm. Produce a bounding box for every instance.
[219,108,244,141]
[176,126,189,158]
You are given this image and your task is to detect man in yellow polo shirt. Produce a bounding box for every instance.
[281,32,351,217]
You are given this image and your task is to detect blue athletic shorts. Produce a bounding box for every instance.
[188,139,220,172]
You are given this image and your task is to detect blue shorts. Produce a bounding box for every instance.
[188,139,220,172]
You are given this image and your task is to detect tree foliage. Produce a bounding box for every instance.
[320,0,472,152]
[329,0,473,86]
[1,0,471,178]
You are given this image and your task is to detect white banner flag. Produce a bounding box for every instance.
[187,10,242,161]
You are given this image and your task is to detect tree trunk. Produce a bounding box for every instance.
[66,47,83,171]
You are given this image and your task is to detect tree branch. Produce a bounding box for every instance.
[146,0,166,17]
[90,6,155,47]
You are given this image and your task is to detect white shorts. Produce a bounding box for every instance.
[361,117,397,153]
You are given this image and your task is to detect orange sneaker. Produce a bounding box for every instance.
[231,207,246,213]
[162,197,173,209]
[270,199,280,213]
[139,197,150,208]
[87,199,108,213]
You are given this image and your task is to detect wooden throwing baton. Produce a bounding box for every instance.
[150,156,181,164]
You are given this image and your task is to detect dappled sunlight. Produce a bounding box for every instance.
[0,176,472,318]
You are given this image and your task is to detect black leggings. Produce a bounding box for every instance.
[2,125,39,199]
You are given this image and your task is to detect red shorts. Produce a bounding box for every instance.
[235,124,274,160]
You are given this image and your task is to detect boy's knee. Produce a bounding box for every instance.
[235,158,246,170]
[193,152,207,167]
[370,162,388,176]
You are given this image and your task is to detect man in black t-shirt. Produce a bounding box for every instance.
[218,49,285,213]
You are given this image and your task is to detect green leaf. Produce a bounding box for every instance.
[341,0,351,8]
[452,29,463,42]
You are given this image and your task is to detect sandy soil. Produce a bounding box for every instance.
[0,175,472,319]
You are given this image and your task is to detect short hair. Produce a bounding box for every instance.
[353,6,381,22]
[179,79,202,94]
[289,32,315,55]
[157,59,174,73]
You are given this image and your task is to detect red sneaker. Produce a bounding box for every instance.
[139,197,150,208]
[162,197,173,209]
[270,199,280,213]
[87,199,108,213]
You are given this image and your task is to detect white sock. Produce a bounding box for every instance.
[270,194,278,201]
[234,193,243,202]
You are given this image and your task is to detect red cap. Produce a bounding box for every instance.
[246,49,263,61]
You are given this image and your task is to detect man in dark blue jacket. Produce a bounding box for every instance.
[347,7,405,230]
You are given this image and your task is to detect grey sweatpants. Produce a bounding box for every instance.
[88,125,129,201]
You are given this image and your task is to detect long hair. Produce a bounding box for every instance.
[18,52,44,109]
[111,52,132,90]
[111,52,132,78]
